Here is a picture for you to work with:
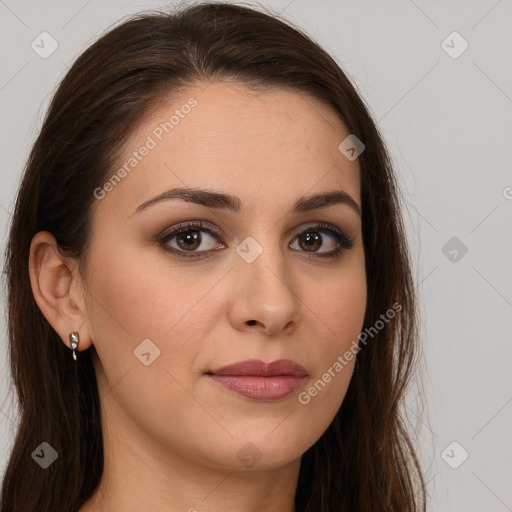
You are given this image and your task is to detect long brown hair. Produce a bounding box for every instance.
[1,2,426,510]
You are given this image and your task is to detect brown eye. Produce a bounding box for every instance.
[297,231,322,252]
[290,223,354,258]
[158,221,225,258]
[176,230,202,251]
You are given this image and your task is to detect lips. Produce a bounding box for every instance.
[209,359,307,377]
[206,359,307,401]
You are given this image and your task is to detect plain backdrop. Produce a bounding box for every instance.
[0,1,511,510]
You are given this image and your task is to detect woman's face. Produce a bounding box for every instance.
[81,81,366,471]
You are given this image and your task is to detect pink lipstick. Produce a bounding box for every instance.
[207,359,307,401]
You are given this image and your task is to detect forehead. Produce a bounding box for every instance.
[96,81,361,217]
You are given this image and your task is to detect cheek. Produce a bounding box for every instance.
[310,258,367,349]
[84,243,229,384]
[298,260,366,411]
[86,239,207,336]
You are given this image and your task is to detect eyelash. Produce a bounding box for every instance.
[157,221,355,260]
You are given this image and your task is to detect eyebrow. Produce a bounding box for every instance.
[132,187,361,217]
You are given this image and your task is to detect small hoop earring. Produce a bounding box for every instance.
[69,332,79,361]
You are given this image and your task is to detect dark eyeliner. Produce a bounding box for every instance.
[157,221,224,259]
[157,220,354,259]
[293,222,355,259]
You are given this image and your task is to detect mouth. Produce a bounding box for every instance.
[206,359,308,401]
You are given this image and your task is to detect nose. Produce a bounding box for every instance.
[227,246,302,336]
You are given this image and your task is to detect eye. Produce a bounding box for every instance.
[290,222,354,259]
[158,221,225,258]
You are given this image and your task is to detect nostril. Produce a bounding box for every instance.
[247,320,257,326]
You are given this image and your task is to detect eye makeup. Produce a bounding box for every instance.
[156,220,355,260]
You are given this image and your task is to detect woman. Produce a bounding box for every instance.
[1,2,426,511]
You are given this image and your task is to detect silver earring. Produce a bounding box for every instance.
[69,332,79,361]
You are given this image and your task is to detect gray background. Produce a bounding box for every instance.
[1,1,511,510]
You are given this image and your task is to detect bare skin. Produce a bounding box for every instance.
[29,81,366,512]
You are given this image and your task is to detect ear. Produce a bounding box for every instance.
[28,231,93,354]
